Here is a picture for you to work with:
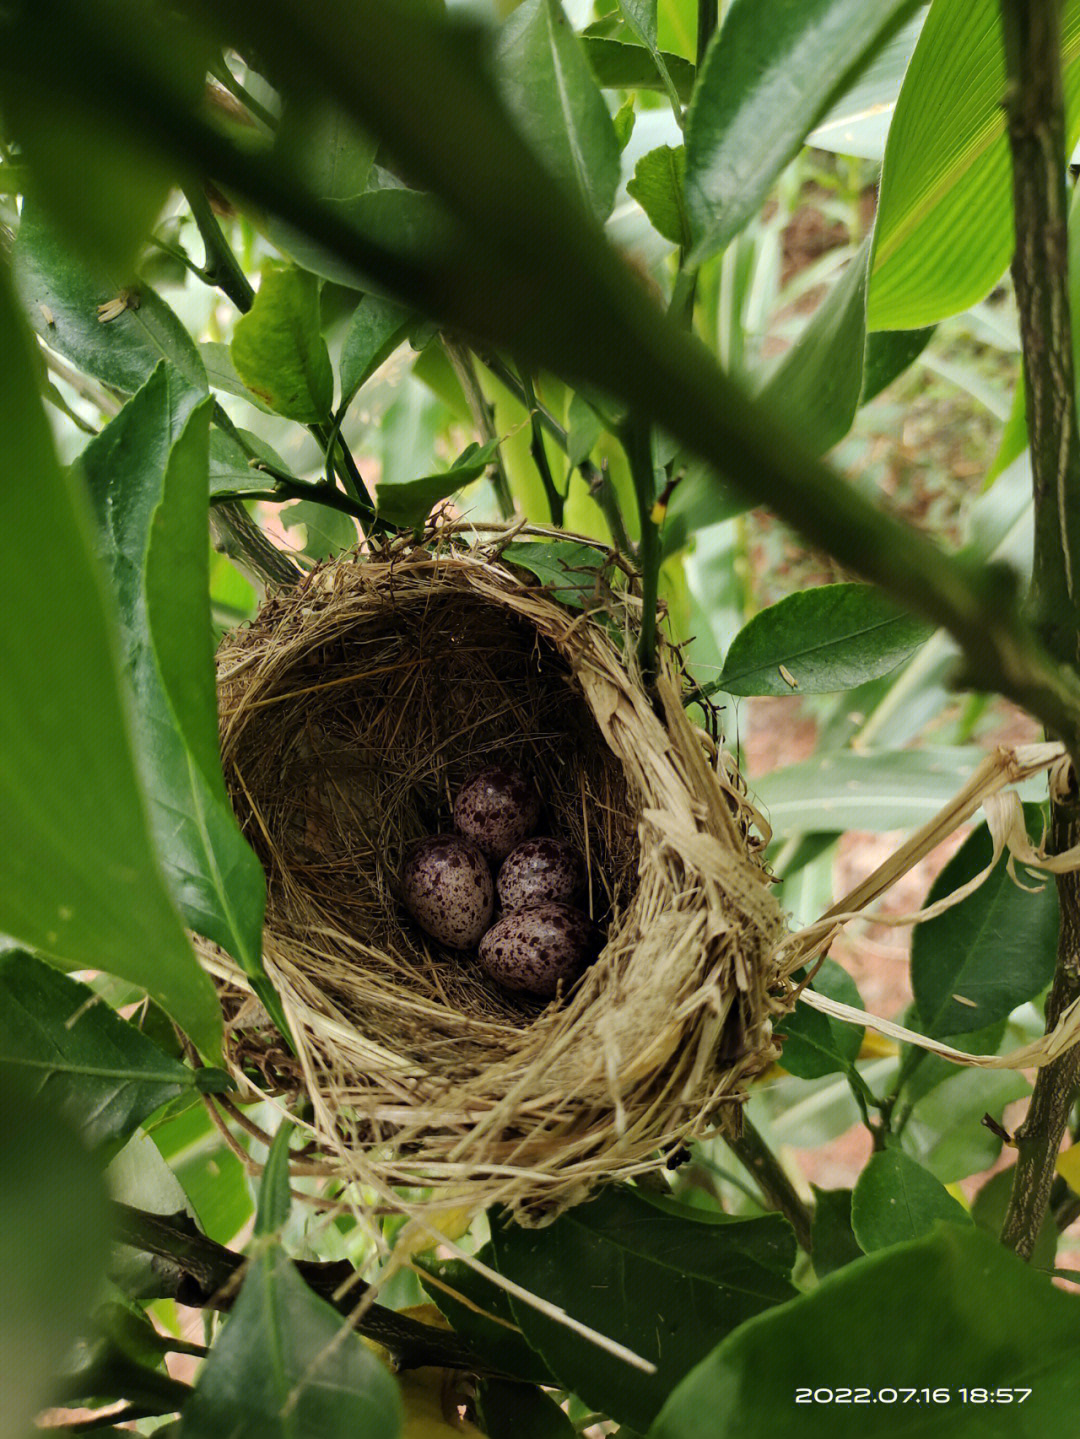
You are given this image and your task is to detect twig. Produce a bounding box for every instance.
[519,369,564,525]
[111,1203,505,1375]
[442,336,515,518]
[724,1117,813,1253]
[622,418,660,679]
[998,0,1080,1260]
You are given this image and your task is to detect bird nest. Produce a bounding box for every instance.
[195,529,788,1223]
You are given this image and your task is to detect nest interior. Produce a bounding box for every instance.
[201,539,787,1220]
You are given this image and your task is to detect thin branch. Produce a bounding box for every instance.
[210,501,304,589]
[724,1118,813,1253]
[442,336,515,518]
[111,1203,505,1376]
[519,369,564,525]
[622,418,660,679]
[998,0,1080,1260]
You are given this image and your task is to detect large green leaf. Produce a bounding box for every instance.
[755,242,871,458]
[495,0,621,222]
[581,36,695,101]
[684,0,921,262]
[374,439,500,526]
[903,1067,1029,1185]
[868,0,1080,330]
[2,1083,110,1439]
[178,1247,402,1439]
[851,1149,971,1252]
[275,95,377,202]
[490,1188,796,1432]
[339,293,414,403]
[231,264,334,422]
[806,9,926,160]
[0,267,222,1058]
[0,950,219,1150]
[777,960,864,1080]
[910,805,1059,1037]
[78,364,273,1027]
[750,747,987,834]
[718,584,933,696]
[651,1227,1080,1438]
[13,202,207,395]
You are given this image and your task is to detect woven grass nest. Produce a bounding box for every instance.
[197,527,789,1224]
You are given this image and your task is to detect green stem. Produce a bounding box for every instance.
[623,418,660,679]
[997,0,1080,1262]
[585,457,636,557]
[478,352,570,451]
[442,337,515,518]
[520,369,564,525]
[183,182,255,312]
[724,1118,813,1253]
[210,57,280,133]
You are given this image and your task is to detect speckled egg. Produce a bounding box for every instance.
[401,834,494,949]
[479,902,600,998]
[453,765,541,862]
[497,837,584,912]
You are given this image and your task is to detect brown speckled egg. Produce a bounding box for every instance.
[453,765,540,862]
[401,835,494,949]
[479,902,600,998]
[497,837,584,912]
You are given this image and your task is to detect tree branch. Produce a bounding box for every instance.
[724,1118,813,1253]
[111,1203,506,1376]
[998,0,1080,1259]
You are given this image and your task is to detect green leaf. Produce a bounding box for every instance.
[613,95,637,151]
[209,425,292,497]
[615,0,682,115]
[200,341,276,413]
[652,1226,1080,1438]
[581,36,696,101]
[806,10,926,160]
[231,265,334,423]
[480,1380,576,1439]
[417,1250,556,1387]
[79,364,271,1028]
[750,747,986,834]
[756,242,870,457]
[375,439,500,527]
[719,584,933,696]
[868,0,1080,330]
[903,1067,1029,1185]
[809,1187,863,1278]
[860,325,935,405]
[149,1101,253,1245]
[851,1149,971,1252]
[2,1082,111,1439]
[971,1165,1058,1271]
[256,1123,295,1237]
[627,146,690,248]
[0,951,198,1150]
[777,960,864,1080]
[500,540,609,610]
[496,0,621,222]
[340,293,414,403]
[911,804,1059,1037]
[490,1188,796,1432]
[275,96,377,202]
[281,500,360,560]
[659,458,749,557]
[0,266,222,1058]
[684,0,921,262]
[179,1246,401,1439]
[14,202,207,396]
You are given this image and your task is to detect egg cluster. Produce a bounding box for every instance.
[401,765,601,998]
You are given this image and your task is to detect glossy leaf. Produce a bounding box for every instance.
[911,805,1059,1037]
[375,439,500,526]
[809,1188,863,1278]
[903,1067,1029,1185]
[231,264,334,422]
[0,269,221,1058]
[480,1381,576,1439]
[660,458,749,556]
[201,341,276,412]
[418,1250,556,1387]
[496,0,621,222]
[851,1149,971,1252]
[777,960,864,1080]
[627,146,690,248]
[806,8,926,160]
[255,1123,295,1237]
[684,0,921,262]
[14,202,207,395]
[281,500,360,559]
[581,36,695,101]
[490,1188,796,1432]
[2,1083,110,1439]
[756,242,869,457]
[79,364,271,1027]
[178,1246,402,1439]
[209,425,292,497]
[340,292,414,403]
[0,950,203,1150]
[860,325,934,404]
[651,1227,1080,1438]
[868,0,1080,330]
[719,584,933,696]
[750,746,986,834]
[500,540,609,609]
